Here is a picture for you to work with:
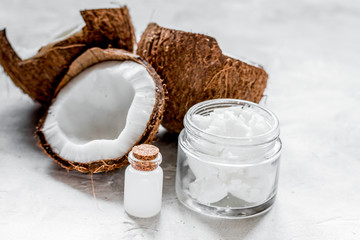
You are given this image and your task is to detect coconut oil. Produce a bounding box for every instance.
[124,144,163,218]
[176,99,282,218]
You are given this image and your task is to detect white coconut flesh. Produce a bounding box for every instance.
[42,61,156,163]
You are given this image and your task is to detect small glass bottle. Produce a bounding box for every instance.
[124,144,163,218]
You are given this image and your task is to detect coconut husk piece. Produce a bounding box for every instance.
[137,23,268,133]
[0,7,135,105]
[36,47,165,173]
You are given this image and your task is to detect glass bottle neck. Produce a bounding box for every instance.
[128,151,162,171]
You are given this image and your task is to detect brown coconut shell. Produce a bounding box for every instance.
[0,7,135,105]
[36,47,165,173]
[137,23,268,133]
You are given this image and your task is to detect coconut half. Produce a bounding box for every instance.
[37,48,164,173]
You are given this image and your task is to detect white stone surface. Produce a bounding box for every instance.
[1,0,360,239]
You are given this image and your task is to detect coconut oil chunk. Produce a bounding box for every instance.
[186,106,277,205]
[192,106,271,137]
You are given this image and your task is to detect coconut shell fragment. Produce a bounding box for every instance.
[0,7,135,105]
[137,23,268,133]
[36,48,165,173]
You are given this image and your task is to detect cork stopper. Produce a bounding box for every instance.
[130,144,161,171]
[132,144,159,160]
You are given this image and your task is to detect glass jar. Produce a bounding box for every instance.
[176,99,282,218]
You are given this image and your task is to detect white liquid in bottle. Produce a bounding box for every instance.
[124,144,163,218]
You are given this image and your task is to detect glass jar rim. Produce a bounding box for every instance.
[184,98,280,146]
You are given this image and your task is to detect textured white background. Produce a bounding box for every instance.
[1,0,360,239]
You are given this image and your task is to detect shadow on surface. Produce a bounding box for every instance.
[181,202,268,239]
[122,213,162,239]
[49,163,125,202]
[0,101,45,158]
